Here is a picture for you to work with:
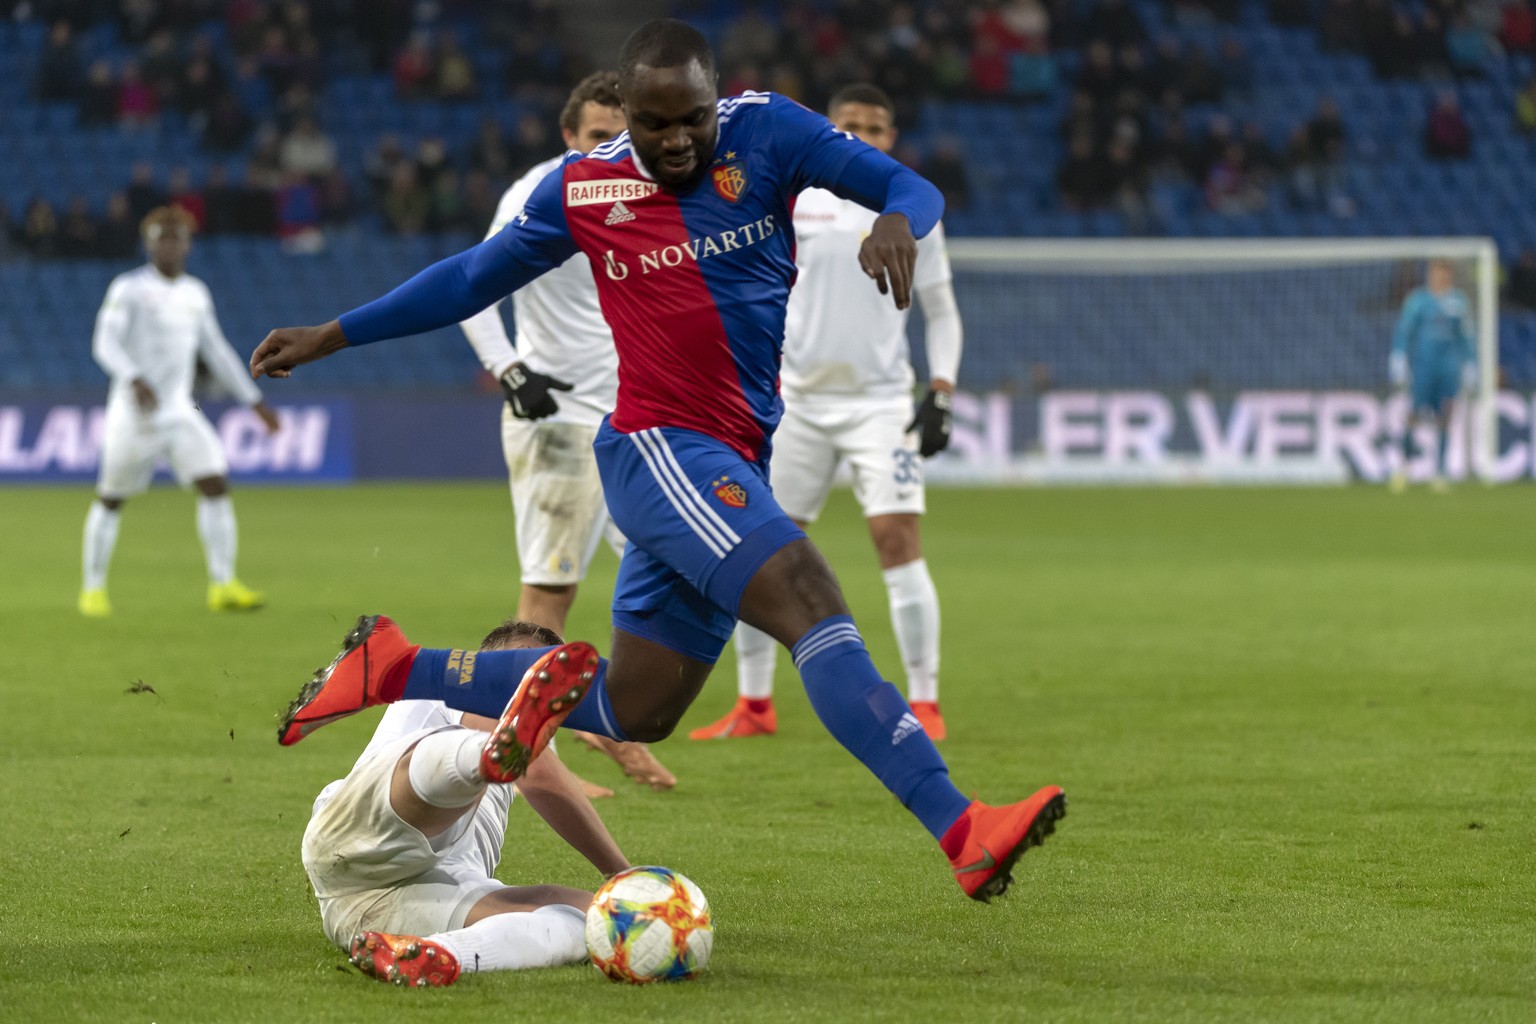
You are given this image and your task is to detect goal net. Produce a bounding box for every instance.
[917,238,1500,484]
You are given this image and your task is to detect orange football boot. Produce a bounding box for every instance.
[480,642,598,784]
[349,932,460,987]
[277,615,419,746]
[687,696,777,739]
[944,785,1067,902]
[910,701,947,741]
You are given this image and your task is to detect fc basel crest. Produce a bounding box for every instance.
[711,160,748,203]
[712,476,748,508]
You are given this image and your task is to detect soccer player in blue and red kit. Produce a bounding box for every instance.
[252,20,1063,917]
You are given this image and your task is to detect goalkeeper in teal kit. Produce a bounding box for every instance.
[1388,259,1477,491]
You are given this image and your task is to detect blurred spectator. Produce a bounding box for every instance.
[1179,45,1225,105]
[932,40,971,99]
[1085,0,1146,46]
[428,169,469,233]
[1239,122,1280,184]
[463,169,499,228]
[922,136,972,212]
[98,193,140,260]
[1144,37,1184,96]
[1371,13,1423,79]
[1446,13,1494,77]
[1503,0,1536,53]
[383,163,430,235]
[141,30,181,104]
[969,34,1011,98]
[168,167,207,231]
[1516,75,1536,133]
[1058,133,1113,209]
[393,30,436,98]
[56,196,99,259]
[1507,249,1536,309]
[365,133,409,196]
[203,165,241,235]
[36,21,84,101]
[510,113,553,173]
[1425,90,1473,158]
[1307,98,1347,160]
[1205,143,1265,214]
[248,130,286,190]
[178,54,225,126]
[124,162,165,222]
[275,172,324,253]
[469,117,513,180]
[205,92,255,152]
[21,199,60,258]
[1267,0,1311,27]
[79,60,118,126]
[1077,40,1121,104]
[721,2,779,68]
[0,201,20,263]
[279,116,339,178]
[415,137,452,190]
[115,61,159,128]
[1215,37,1253,98]
[436,32,478,101]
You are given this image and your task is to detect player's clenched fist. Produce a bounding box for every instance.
[250,320,350,379]
[858,213,918,310]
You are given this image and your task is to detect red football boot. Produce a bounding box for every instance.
[944,786,1067,902]
[910,701,947,741]
[480,642,599,784]
[348,932,460,987]
[277,615,419,746]
[686,696,777,739]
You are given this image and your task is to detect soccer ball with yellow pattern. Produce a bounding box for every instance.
[584,866,713,983]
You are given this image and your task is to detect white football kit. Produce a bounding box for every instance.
[91,265,262,496]
[460,155,623,586]
[302,701,517,948]
[773,188,963,521]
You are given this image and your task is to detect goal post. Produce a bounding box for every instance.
[923,237,1500,484]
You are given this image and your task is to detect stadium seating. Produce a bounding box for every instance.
[0,1,1533,392]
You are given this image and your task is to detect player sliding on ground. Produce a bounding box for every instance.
[302,618,627,987]
[254,19,1064,902]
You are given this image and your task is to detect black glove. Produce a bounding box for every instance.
[499,364,573,420]
[907,388,953,458]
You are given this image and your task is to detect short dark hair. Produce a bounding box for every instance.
[479,618,563,651]
[617,19,715,88]
[827,83,895,117]
[559,70,623,136]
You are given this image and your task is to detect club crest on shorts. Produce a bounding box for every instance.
[711,161,748,203]
[711,476,748,508]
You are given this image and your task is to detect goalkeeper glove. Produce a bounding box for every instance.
[499,363,573,420]
[907,388,953,458]
[1388,352,1408,389]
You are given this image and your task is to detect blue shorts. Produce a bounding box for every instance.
[1411,354,1462,415]
[594,421,805,664]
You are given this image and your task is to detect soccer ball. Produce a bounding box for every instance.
[584,866,713,983]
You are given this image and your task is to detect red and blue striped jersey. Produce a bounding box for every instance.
[339,92,942,460]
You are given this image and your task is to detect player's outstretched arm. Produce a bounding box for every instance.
[250,320,349,379]
[517,747,630,878]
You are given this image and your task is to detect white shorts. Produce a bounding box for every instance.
[771,394,925,523]
[502,412,624,586]
[301,727,509,949]
[97,397,228,498]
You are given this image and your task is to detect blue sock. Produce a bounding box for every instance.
[792,615,970,841]
[401,647,629,741]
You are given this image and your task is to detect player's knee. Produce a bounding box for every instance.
[616,712,681,744]
[868,515,922,568]
[738,538,850,643]
[98,496,125,511]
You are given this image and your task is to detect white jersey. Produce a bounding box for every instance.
[92,264,262,413]
[460,154,618,426]
[309,700,516,833]
[781,188,955,399]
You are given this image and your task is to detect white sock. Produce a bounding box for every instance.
[196,495,238,585]
[82,501,121,591]
[429,904,587,973]
[734,621,778,700]
[884,558,940,704]
[406,728,488,809]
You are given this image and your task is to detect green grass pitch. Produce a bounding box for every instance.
[2,482,1532,1023]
